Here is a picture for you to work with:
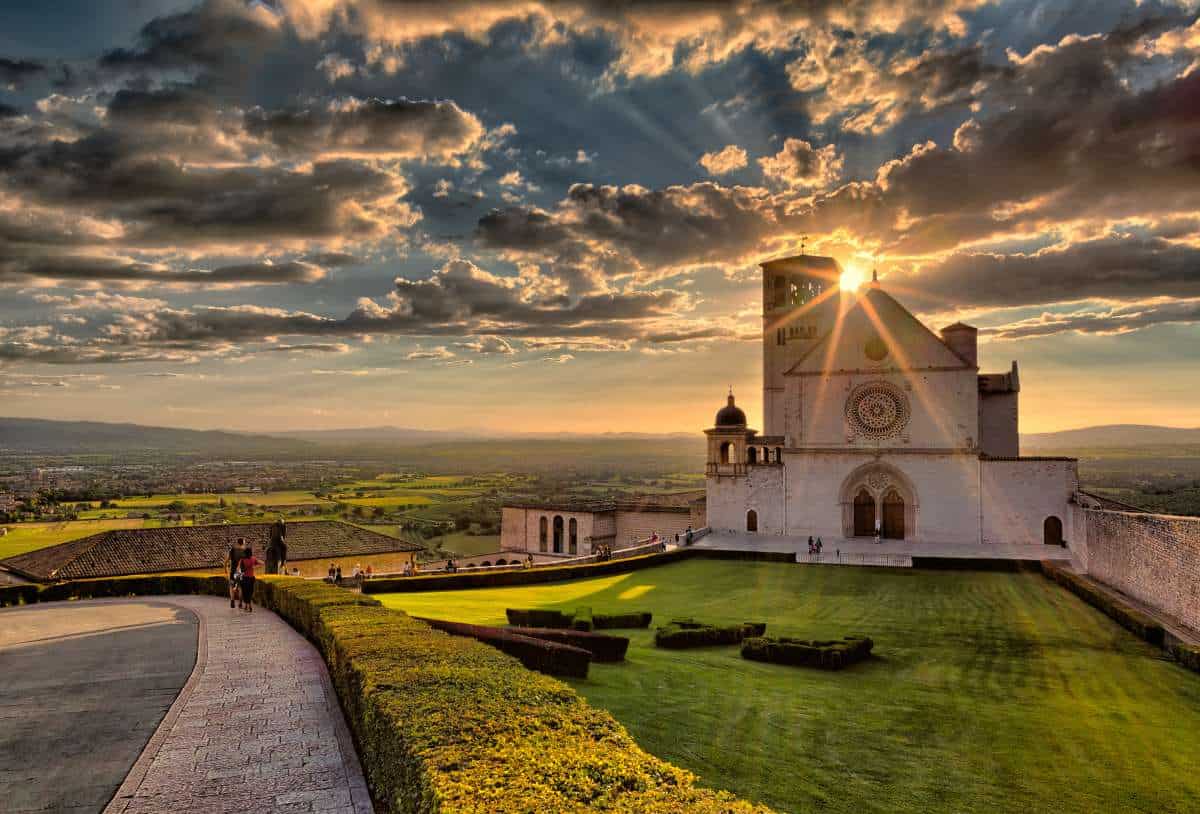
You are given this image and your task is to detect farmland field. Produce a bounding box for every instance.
[0,518,192,559]
[378,559,1200,814]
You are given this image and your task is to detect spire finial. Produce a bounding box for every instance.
[727,386,735,406]
[871,267,880,287]
[800,235,808,256]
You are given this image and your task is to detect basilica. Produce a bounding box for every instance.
[705,254,1078,546]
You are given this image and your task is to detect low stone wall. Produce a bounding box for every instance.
[1078,508,1200,633]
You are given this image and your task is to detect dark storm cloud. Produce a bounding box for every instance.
[243,98,484,159]
[0,57,46,88]
[897,235,1200,310]
[0,252,328,286]
[0,104,21,119]
[105,86,221,126]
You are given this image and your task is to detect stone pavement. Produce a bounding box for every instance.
[0,600,198,814]
[696,530,1075,562]
[105,596,373,814]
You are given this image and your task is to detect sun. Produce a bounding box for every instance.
[839,265,866,292]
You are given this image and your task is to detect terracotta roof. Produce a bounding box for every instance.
[0,520,422,582]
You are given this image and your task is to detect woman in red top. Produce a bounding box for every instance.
[238,545,262,613]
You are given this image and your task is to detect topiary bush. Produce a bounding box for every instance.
[741,636,874,670]
[593,611,653,629]
[1043,564,1165,646]
[654,620,767,649]
[416,617,591,678]
[505,607,575,628]
[507,626,630,662]
[571,606,594,631]
[1169,642,1200,674]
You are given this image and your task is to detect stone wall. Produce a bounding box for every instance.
[1079,508,1200,633]
[980,458,1077,545]
[614,508,694,545]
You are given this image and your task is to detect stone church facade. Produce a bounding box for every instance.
[706,254,1078,546]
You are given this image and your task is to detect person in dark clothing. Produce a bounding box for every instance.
[228,538,248,609]
[266,517,287,574]
[239,545,261,612]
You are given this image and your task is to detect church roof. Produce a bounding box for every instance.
[785,286,976,375]
[0,520,421,582]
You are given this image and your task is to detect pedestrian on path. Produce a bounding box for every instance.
[238,545,262,613]
[228,538,247,609]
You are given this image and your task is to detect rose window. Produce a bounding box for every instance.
[845,382,910,439]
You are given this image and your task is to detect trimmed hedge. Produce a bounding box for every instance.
[416,617,591,678]
[593,611,653,629]
[741,636,874,670]
[655,619,767,649]
[1169,642,1200,674]
[363,547,694,593]
[1043,564,1165,646]
[5,574,774,813]
[505,607,575,628]
[507,626,630,662]
[571,606,593,631]
[0,584,40,607]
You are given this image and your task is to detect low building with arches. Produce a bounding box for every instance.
[705,253,1079,547]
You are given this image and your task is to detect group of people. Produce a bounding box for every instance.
[326,562,373,584]
[225,518,290,612]
[806,536,824,555]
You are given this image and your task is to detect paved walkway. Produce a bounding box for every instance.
[697,531,1075,562]
[0,600,198,814]
[106,596,373,814]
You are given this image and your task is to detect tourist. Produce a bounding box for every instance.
[364,564,373,579]
[334,564,343,585]
[403,561,413,577]
[238,545,261,613]
[816,537,824,554]
[352,562,362,579]
[227,538,246,609]
[526,554,534,568]
[327,562,337,583]
[446,558,457,574]
[685,526,693,546]
[266,516,287,574]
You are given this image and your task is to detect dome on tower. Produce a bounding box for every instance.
[715,391,747,427]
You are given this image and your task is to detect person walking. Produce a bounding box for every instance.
[227,537,247,609]
[238,544,262,613]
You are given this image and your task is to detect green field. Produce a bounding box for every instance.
[435,531,502,557]
[109,491,332,508]
[378,560,1200,814]
[0,519,190,558]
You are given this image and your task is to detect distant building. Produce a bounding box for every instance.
[704,254,1077,545]
[0,520,422,582]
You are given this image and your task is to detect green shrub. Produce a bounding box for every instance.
[571,606,593,631]
[507,626,630,662]
[741,636,874,670]
[593,611,653,629]
[11,573,775,813]
[504,607,575,628]
[655,620,766,649]
[417,617,591,678]
[1043,564,1165,646]
[1169,642,1200,674]
[0,584,39,607]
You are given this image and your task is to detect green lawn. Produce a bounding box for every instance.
[377,560,1200,814]
[435,531,502,557]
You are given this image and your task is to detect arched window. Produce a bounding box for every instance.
[747,447,758,464]
[539,516,548,552]
[568,518,578,554]
[1044,516,1064,546]
[746,509,758,532]
[719,442,732,464]
[775,446,783,463]
[496,558,507,566]
[553,515,564,553]
[481,561,492,567]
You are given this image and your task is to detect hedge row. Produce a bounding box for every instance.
[1168,642,1200,675]
[507,626,630,662]
[416,617,591,678]
[654,619,766,649]
[1042,564,1165,646]
[505,607,575,628]
[2,574,774,813]
[741,636,874,670]
[506,607,654,631]
[594,611,653,629]
[363,547,694,593]
[571,606,593,631]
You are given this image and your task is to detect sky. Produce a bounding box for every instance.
[0,0,1199,435]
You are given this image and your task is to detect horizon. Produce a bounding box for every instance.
[2,1,1199,433]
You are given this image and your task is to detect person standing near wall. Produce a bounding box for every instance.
[238,543,261,613]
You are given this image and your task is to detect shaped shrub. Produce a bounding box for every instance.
[1170,642,1200,674]
[655,620,767,649]
[1043,564,1165,646]
[741,636,874,670]
[505,607,575,628]
[571,606,594,631]
[418,617,591,678]
[593,611,653,629]
[507,626,630,662]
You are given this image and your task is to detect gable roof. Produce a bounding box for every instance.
[786,286,975,375]
[0,520,422,582]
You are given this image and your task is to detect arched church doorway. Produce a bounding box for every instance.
[746,510,758,532]
[882,489,905,539]
[1044,516,1064,546]
[853,489,875,537]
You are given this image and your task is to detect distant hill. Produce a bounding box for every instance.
[0,417,314,456]
[275,426,469,445]
[1023,424,1200,450]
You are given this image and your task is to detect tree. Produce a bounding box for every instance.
[373,507,385,519]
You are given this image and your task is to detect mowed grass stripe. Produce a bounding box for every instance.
[377,559,1200,814]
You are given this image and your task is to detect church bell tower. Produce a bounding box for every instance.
[761,253,843,437]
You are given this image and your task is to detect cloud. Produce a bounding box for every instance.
[452,335,515,354]
[243,97,485,160]
[0,57,47,89]
[405,346,456,360]
[699,145,748,176]
[2,254,329,287]
[985,298,1200,340]
[758,138,842,190]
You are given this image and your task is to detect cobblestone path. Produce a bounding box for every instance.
[105,596,373,814]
